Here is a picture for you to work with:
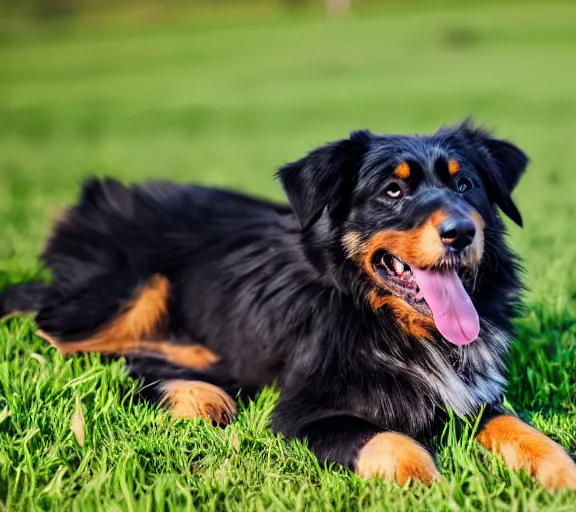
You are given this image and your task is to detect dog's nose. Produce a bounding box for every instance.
[439,218,476,252]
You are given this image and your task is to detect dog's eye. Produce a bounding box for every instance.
[456,176,473,193]
[385,182,404,199]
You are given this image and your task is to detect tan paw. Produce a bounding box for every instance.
[530,447,576,492]
[160,380,236,425]
[477,415,576,492]
[356,432,441,485]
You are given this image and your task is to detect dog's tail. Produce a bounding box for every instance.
[0,282,50,318]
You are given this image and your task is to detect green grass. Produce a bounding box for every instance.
[1,1,576,510]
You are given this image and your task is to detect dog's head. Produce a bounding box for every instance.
[277,121,528,345]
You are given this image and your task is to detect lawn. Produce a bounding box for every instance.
[1,1,576,510]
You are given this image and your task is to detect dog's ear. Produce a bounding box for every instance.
[459,121,528,227]
[276,131,371,229]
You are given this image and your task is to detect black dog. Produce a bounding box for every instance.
[2,121,575,491]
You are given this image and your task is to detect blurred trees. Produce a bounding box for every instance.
[325,0,351,14]
[283,0,350,13]
[0,0,352,20]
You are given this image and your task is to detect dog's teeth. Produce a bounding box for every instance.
[393,257,404,276]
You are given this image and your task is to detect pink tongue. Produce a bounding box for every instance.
[411,268,479,345]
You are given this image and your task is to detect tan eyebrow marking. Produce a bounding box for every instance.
[394,162,411,179]
[448,159,460,176]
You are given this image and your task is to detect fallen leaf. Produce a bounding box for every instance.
[70,395,86,447]
[229,430,240,453]
[30,353,46,365]
[0,407,12,426]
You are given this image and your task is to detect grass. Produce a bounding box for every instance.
[1,1,576,510]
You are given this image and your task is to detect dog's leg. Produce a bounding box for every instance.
[275,414,440,485]
[36,275,219,370]
[477,414,576,492]
[36,274,238,425]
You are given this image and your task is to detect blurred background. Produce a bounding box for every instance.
[0,0,575,307]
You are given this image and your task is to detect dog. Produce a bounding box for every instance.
[2,120,575,491]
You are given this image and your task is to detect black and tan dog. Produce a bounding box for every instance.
[2,121,575,491]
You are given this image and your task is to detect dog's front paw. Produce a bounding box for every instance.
[478,415,576,492]
[528,446,576,492]
[356,432,441,485]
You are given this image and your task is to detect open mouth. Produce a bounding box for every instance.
[374,251,480,345]
[375,252,427,307]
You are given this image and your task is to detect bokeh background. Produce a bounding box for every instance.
[1,1,575,510]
